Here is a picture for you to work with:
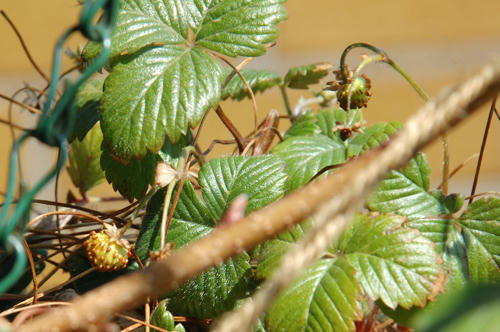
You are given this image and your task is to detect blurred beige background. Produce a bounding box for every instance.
[1,0,499,202]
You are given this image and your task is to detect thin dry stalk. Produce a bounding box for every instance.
[17,62,500,332]
[0,10,50,82]
[22,239,38,304]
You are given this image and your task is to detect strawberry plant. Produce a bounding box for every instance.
[1,0,499,331]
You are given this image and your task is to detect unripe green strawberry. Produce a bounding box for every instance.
[336,74,372,109]
[83,224,131,272]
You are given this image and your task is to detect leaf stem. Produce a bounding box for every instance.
[279,85,293,121]
[1,10,50,82]
[159,145,198,248]
[159,181,177,250]
[469,95,498,204]
[215,105,246,153]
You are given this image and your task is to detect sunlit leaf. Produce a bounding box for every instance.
[267,258,362,332]
[337,214,445,309]
[222,69,281,101]
[273,135,346,192]
[99,0,287,159]
[284,63,333,89]
[368,153,445,218]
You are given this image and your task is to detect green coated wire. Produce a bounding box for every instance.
[0,0,119,295]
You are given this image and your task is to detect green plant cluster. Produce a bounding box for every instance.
[62,0,499,331]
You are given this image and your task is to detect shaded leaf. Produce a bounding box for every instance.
[273,135,346,192]
[381,198,499,326]
[368,153,445,218]
[283,112,322,138]
[69,77,104,142]
[135,181,213,263]
[267,258,362,332]
[100,144,157,201]
[222,68,281,101]
[284,63,333,89]
[459,198,500,283]
[337,214,445,310]
[67,123,105,193]
[100,134,189,201]
[406,197,499,284]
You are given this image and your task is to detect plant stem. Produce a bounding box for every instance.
[469,95,498,204]
[279,85,294,121]
[441,135,450,196]
[159,180,177,249]
[215,105,246,153]
[158,145,198,249]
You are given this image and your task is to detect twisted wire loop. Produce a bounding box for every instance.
[212,63,500,332]
[0,0,119,295]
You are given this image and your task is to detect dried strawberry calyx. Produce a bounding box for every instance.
[83,224,132,272]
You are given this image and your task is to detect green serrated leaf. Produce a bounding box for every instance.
[100,134,189,201]
[267,258,362,332]
[284,108,360,141]
[384,198,499,325]
[273,135,346,192]
[100,144,157,201]
[338,214,445,310]
[284,63,333,89]
[347,121,402,158]
[136,155,286,318]
[459,198,500,283]
[196,0,288,57]
[379,216,468,326]
[167,254,252,318]
[222,68,281,101]
[199,155,287,219]
[101,46,224,159]
[99,0,287,159]
[284,112,322,138]
[69,77,104,142]
[67,123,105,194]
[368,153,445,218]
[135,181,251,318]
[135,181,213,263]
[406,197,499,284]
